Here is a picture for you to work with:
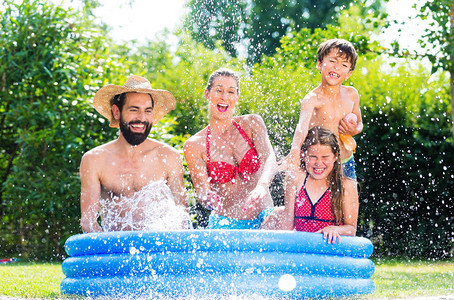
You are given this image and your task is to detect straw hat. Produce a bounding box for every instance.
[93,75,176,128]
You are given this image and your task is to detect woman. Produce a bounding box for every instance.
[184,68,280,229]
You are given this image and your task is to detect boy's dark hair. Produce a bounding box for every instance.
[317,39,358,70]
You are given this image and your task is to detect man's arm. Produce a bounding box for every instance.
[79,151,103,233]
[165,148,188,208]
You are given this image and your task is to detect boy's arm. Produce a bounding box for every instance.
[282,96,316,169]
[339,87,363,136]
[291,95,316,151]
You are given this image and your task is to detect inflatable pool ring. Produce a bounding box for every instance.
[340,113,358,152]
[60,230,375,298]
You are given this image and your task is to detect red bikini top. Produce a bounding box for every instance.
[206,121,261,184]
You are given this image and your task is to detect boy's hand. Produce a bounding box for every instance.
[277,149,300,172]
[339,113,358,135]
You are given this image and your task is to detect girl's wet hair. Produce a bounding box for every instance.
[301,126,344,225]
[206,68,240,94]
[317,39,358,71]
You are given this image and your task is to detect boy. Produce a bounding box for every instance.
[283,39,363,180]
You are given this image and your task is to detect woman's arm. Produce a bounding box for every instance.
[242,114,277,209]
[183,135,221,211]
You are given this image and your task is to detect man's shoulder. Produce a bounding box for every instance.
[147,139,179,155]
[82,141,115,161]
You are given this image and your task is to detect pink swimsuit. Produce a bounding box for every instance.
[294,175,338,232]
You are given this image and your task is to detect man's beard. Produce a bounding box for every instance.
[119,118,152,146]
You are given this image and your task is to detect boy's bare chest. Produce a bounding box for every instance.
[311,97,354,127]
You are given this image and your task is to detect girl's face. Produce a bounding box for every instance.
[205,76,239,120]
[304,144,337,180]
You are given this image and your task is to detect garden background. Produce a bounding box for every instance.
[0,0,453,262]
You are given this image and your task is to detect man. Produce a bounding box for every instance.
[80,75,188,232]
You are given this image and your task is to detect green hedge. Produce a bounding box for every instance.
[0,1,452,260]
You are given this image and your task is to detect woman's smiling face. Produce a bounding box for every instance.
[205,76,239,119]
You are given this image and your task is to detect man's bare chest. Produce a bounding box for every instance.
[100,157,167,197]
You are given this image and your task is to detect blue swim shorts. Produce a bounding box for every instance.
[342,154,357,180]
[208,207,275,229]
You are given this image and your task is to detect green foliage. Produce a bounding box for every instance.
[184,0,247,57]
[414,0,454,138]
[353,58,453,257]
[0,0,121,260]
[185,0,385,63]
[416,0,453,74]
[239,27,453,257]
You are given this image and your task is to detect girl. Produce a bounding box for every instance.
[281,126,359,243]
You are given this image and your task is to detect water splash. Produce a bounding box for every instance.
[99,180,191,231]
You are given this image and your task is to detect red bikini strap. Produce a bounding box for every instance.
[206,126,211,164]
[232,120,255,150]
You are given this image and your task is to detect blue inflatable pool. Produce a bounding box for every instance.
[60,230,375,298]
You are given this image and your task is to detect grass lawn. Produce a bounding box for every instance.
[0,262,64,298]
[368,257,454,299]
[0,258,453,299]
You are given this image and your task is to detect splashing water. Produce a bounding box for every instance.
[99,180,191,231]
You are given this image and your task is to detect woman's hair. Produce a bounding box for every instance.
[206,68,240,94]
[301,126,344,224]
